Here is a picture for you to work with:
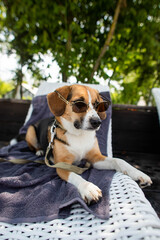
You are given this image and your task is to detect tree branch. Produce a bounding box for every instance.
[89,0,126,82]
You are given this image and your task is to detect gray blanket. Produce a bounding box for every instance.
[0,141,115,223]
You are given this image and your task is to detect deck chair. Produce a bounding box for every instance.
[0,82,160,240]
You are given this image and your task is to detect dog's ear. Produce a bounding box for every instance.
[97,93,107,120]
[47,86,71,116]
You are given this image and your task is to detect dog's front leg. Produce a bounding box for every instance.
[57,168,102,204]
[93,157,152,188]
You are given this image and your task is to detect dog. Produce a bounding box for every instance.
[26,84,152,204]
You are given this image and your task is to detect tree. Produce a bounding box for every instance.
[0,0,50,98]
[0,0,160,103]
[107,0,160,104]
[90,0,127,81]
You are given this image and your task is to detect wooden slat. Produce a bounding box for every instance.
[0,99,30,122]
[112,130,159,153]
[112,108,159,131]
[112,105,160,154]
[0,99,30,141]
[113,104,157,112]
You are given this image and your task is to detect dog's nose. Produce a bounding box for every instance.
[90,118,101,129]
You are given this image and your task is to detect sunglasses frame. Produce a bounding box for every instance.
[55,90,110,113]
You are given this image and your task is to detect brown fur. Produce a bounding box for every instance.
[85,140,106,164]
[25,125,41,152]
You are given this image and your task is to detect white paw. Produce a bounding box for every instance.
[123,168,152,188]
[36,150,44,156]
[78,182,102,205]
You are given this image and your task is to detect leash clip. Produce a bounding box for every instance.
[45,119,56,166]
[49,120,56,148]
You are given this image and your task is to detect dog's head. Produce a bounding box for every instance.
[47,85,109,134]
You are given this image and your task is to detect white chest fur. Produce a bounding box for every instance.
[65,130,96,164]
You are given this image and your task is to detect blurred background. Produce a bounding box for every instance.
[0,0,159,104]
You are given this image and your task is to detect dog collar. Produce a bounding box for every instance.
[49,119,68,147]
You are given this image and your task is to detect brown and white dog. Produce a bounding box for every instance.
[26,84,152,204]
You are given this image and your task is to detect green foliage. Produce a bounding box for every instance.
[0,0,160,103]
[0,79,13,98]
[108,0,160,104]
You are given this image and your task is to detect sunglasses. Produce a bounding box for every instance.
[55,90,110,113]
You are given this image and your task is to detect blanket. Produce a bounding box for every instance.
[0,142,115,223]
[0,92,115,223]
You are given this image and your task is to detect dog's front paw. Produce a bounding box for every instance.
[79,182,102,205]
[136,171,152,188]
[124,169,152,188]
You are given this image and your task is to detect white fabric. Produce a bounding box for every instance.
[35,82,110,96]
[152,88,160,124]
[0,173,159,240]
[24,82,112,157]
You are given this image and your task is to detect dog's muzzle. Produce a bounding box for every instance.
[74,117,101,130]
[89,117,101,129]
